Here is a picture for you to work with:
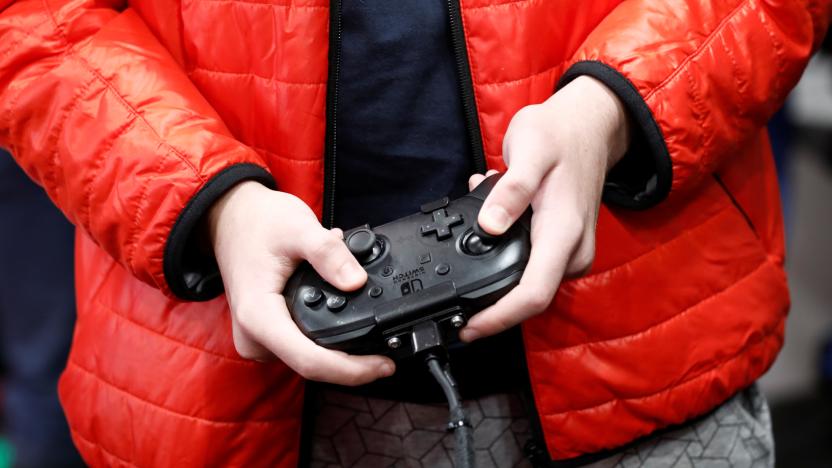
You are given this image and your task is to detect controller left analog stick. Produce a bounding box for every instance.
[346,228,380,264]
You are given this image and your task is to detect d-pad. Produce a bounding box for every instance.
[420,209,463,241]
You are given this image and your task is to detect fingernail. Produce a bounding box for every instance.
[337,262,364,284]
[380,362,395,377]
[459,328,481,343]
[482,205,510,233]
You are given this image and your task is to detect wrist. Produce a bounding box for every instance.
[544,75,632,171]
[586,75,631,169]
[207,180,270,247]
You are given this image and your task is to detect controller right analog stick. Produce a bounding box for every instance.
[463,229,495,255]
[462,220,501,255]
[472,220,500,244]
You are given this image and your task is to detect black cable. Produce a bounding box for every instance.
[425,353,475,468]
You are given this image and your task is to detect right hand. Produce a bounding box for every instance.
[208,181,395,385]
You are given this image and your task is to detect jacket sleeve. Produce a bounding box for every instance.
[558,0,832,209]
[0,0,275,300]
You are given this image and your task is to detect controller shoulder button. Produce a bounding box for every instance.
[420,196,450,214]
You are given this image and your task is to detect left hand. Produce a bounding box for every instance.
[460,76,631,343]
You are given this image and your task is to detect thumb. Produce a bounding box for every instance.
[300,225,367,292]
[477,165,545,235]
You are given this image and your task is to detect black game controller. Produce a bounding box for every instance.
[285,174,531,359]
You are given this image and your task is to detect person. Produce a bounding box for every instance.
[0,152,84,467]
[1,0,830,466]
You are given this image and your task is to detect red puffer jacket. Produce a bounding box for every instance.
[1,0,830,465]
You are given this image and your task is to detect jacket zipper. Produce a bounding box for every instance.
[301,1,343,464]
[447,0,487,174]
[514,331,551,467]
[316,0,535,462]
[322,0,344,228]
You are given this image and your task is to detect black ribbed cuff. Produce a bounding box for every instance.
[557,60,672,209]
[164,163,275,301]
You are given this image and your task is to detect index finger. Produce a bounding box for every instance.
[460,206,580,342]
[241,293,395,386]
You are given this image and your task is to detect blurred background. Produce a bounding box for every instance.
[757,44,832,466]
[0,153,83,467]
[0,34,830,468]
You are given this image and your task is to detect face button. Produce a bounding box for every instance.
[326,294,347,312]
[420,209,464,241]
[346,228,380,264]
[302,287,324,307]
[369,286,383,298]
[435,263,450,275]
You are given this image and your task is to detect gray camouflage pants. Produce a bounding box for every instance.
[310,384,774,467]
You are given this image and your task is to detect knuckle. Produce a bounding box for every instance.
[502,175,536,204]
[231,333,266,361]
[294,362,319,381]
[570,246,595,277]
[511,104,541,124]
[282,200,316,235]
[525,295,551,314]
[561,213,586,242]
[233,343,259,361]
[281,192,313,215]
[574,251,595,273]
[233,304,257,328]
[482,313,515,335]
[522,287,554,313]
[506,106,547,144]
[339,373,364,387]
[495,316,515,332]
[309,231,343,259]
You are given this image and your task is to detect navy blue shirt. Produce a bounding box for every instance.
[331,1,526,401]
[333,0,472,229]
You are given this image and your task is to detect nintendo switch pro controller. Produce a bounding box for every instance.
[285,174,531,359]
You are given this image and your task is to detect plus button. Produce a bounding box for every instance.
[420,209,464,241]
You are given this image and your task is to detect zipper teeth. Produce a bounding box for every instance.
[447,4,538,458]
[447,0,487,173]
[329,20,341,228]
[323,0,343,229]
